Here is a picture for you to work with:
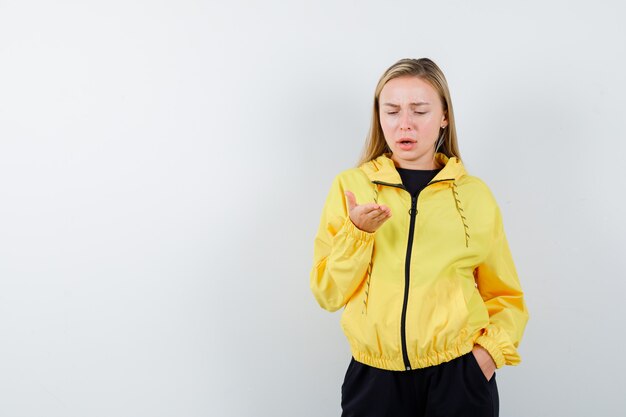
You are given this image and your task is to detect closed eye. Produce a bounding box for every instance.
[385,111,428,115]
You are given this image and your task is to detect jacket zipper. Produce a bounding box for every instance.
[401,194,417,369]
[373,178,454,370]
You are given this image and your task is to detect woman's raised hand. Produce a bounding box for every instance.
[345,190,392,233]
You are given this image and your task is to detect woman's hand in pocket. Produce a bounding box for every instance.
[471,345,496,381]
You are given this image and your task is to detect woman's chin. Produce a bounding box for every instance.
[391,150,437,169]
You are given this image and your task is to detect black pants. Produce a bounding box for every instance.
[341,352,499,417]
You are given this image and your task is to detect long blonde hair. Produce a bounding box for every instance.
[357,58,461,166]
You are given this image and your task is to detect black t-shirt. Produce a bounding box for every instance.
[396,167,441,197]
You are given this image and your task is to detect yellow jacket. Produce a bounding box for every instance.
[310,153,528,371]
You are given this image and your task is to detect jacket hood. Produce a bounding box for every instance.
[360,152,467,185]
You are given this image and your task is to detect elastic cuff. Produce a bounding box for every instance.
[342,217,375,242]
[475,335,506,369]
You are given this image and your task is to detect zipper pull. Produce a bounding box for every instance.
[408,195,417,216]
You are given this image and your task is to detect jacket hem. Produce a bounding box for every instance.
[350,336,477,371]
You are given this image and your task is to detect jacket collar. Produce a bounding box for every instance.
[360,152,467,185]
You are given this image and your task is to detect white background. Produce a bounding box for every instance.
[1,1,625,416]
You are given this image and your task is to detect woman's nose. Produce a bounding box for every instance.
[399,111,412,130]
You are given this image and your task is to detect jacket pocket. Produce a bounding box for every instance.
[413,277,470,346]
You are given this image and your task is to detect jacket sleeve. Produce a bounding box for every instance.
[474,205,529,368]
[310,175,375,312]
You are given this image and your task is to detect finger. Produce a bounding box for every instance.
[364,214,390,232]
[374,208,390,218]
[375,212,392,224]
[360,205,382,215]
[344,191,357,211]
[352,204,380,218]
[380,216,390,225]
[367,209,389,223]
[377,206,393,218]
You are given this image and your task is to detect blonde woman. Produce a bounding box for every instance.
[310,58,528,417]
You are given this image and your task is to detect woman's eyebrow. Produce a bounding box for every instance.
[382,102,431,107]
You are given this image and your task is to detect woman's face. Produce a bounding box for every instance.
[379,76,448,169]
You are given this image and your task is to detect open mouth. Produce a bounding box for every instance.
[397,139,417,150]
